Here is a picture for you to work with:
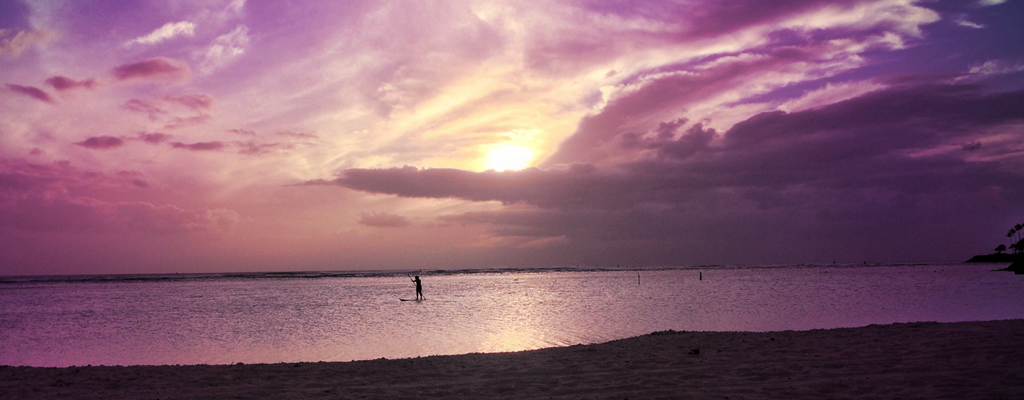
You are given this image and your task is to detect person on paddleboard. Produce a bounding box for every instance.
[410,275,423,301]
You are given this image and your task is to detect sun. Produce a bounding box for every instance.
[483,144,534,171]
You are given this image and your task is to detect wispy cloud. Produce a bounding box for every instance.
[197,25,249,74]
[0,159,239,235]
[123,99,167,119]
[358,211,412,228]
[0,28,54,56]
[125,21,196,46]
[953,14,985,29]
[162,94,216,111]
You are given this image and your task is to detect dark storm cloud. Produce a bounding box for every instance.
[331,84,1024,207]
[323,84,1024,262]
[331,163,642,209]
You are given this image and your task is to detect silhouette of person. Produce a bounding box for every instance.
[411,275,423,301]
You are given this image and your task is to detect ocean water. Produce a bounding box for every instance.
[1,263,1021,367]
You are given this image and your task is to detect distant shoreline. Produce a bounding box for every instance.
[965,253,1023,263]
[3,319,1023,399]
[0,262,993,283]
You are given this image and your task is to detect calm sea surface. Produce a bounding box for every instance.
[1,263,1022,367]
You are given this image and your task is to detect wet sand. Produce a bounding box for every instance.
[3,319,1023,399]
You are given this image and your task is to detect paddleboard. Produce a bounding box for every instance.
[399,298,423,302]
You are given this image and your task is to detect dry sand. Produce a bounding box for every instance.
[3,319,1023,399]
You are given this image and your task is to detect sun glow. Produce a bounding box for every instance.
[483,144,534,171]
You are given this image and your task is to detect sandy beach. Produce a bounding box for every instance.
[2,319,1022,399]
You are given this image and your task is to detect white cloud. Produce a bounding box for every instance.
[197,25,250,74]
[952,59,1024,83]
[977,0,1006,6]
[779,81,888,113]
[966,60,1024,76]
[126,21,196,46]
[953,14,985,29]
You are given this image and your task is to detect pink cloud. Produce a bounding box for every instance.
[0,159,239,235]
[235,141,289,156]
[135,132,172,144]
[114,202,240,235]
[229,129,257,137]
[163,94,216,111]
[6,84,53,103]
[170,141,225,151]
[122,99,167,119]
[45,76,99,91]
[358,212,411,228]
[164,114,212,129]
[276,131,319,139]
[111,57,191,83]
[75,136,125,149]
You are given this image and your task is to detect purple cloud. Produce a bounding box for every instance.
[276,131,319,139]
[164,115,211,129]
[358,212,411,228]
[0,159,239,235]
[122,99,166,119]
[333,84,1024,207]
[322,84,1024,263]
[170,141,225,151]
[163,94,215,110]
[136,132,171,144]
[111,57,191,82]
[114,202,240,235]
[75,136,124,149]
[327,163,624,209]
[6,84,53,103]
[229,129,257,137]
[237,140,297,156]
[45,76,99,91]
[541,47,838,166]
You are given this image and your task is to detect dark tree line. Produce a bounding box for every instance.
[995,223,1024,254]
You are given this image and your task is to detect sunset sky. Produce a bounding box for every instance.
[2,0,1023,275]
